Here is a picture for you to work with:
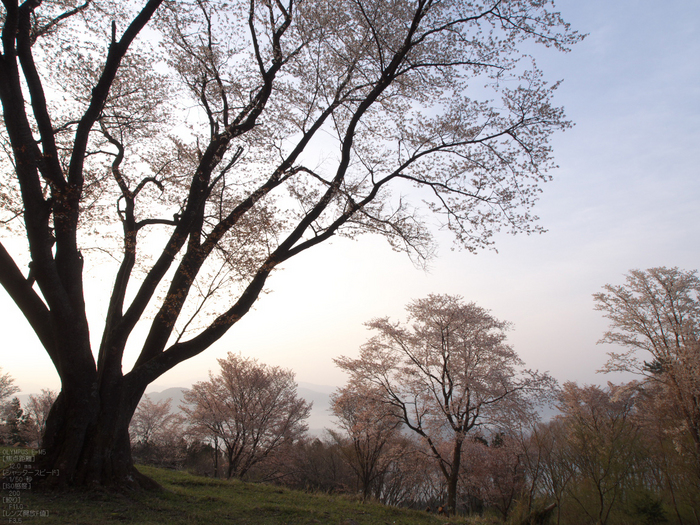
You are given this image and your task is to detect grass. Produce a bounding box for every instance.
[4,464,490,525]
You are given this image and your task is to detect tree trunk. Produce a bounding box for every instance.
[226,447,235,479]
[446,439,464,516]
[213,436,220,478]
[32,378,156,489]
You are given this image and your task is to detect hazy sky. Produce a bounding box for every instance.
[2,0,699,395]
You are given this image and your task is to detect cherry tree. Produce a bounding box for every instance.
[25,388,58,446]
[555,382,643,525]
[0,367,18,404]
[129,394,185,467]
[0,0,580,487]
[0,367,20,444]
[481,434,526,520]
[129,395,182,447]
[330,383,402,500]
[335,294,555,515]
[182,352,310,479]
[594,267,700,474]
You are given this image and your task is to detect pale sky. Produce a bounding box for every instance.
[2,0,699,395]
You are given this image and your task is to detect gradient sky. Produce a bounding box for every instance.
[2,0,699,395]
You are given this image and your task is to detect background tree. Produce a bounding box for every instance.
[24,388,57,447]
[129,395,181,446]
[0,367,18,404]
[129,394,185,467]
[330,383,402,500]
[556,382,644,525]
[182,352,311,479]
[0,397,30,446]
[279,435,355,494]
[594,267,700,474]
[370,435,437,508]
[0,0,580,487]
[0,368,22,445]
[481,433,527,521]
[336,294,555,515]
[633,380,700,524]
[522,419,573,525]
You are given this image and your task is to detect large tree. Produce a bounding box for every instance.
[0,0,579,487]
[594,267,700,474]
[335,294,555,515]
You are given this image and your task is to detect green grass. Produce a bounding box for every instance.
[5,465,484,525]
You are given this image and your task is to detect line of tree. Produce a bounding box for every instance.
[121,277,699,523]
[3,267,697,523]
[121,378,700,524]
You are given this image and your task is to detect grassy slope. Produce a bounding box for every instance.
[9,466,483,525]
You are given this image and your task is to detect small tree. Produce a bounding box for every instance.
[129,394,185,467]
[182,352,311,479]
[0,367,18,404]
[520,419,573,525]
[481,434,527,520]
[280,436,354,494]
[0,369,22,445]
[556,382,643,525]
[130,395,181,446]
[25,389,57,447]
[335,294,555,515]
[330,383,402,500]
[633,381,699,523]
[0,397,30,446]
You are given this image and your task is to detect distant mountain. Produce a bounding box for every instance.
[141,387,189,411]
[297,382,337,395]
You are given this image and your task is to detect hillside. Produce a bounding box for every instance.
[13,466,478,524]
